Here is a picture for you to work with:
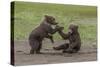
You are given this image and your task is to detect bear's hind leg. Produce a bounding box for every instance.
[36,42,43,54]
[53,43,69,50]
[30,49,34,54]
[29,40,40,54]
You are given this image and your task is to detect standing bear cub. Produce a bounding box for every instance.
[29,15,62,54]
[53,23,81,53]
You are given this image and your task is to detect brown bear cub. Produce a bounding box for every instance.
[29,15,62,54]
[53,23,81,53]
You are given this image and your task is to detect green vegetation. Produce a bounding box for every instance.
[12,1,97,43]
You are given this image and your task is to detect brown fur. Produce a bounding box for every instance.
[29,15,62,54]
[53,24,81,53]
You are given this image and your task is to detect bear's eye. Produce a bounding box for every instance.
[52,18,55,21]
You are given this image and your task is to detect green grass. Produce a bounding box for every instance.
[12,1,97,43]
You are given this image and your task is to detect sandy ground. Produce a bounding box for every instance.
[14,40,97,66]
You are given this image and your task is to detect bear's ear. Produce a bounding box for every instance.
[44,15,49,18]
[76,25,78,29]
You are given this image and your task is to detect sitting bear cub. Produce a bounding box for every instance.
[53,23,81,53]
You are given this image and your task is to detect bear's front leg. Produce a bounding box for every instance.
[45,34,54,43]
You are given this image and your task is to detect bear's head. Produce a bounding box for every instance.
[68,23,78,34]
[44,15,58,25]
